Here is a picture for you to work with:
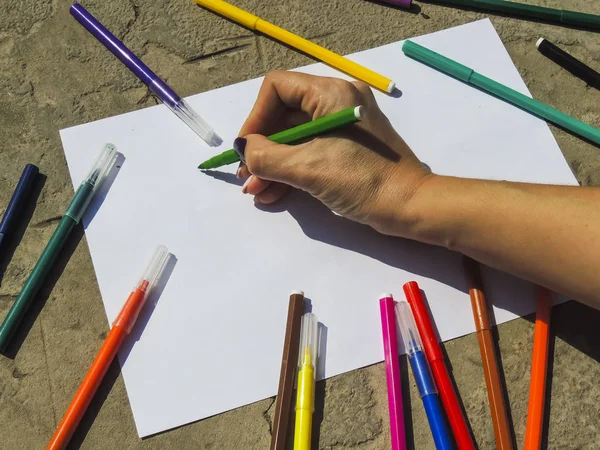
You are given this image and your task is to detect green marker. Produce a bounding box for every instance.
[402,40,600,146]
[0,144,117,352]
[199,106,364,170]
[422,0,600,30]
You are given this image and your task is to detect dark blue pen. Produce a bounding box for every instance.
[0,164,39,249]
[396,301,453,450]
[69,3,220,146]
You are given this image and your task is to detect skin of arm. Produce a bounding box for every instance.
[236,71,600,308]
[399,175,600,307]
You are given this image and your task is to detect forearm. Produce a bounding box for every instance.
[404,175,600,307]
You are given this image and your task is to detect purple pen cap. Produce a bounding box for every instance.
[376,0,412,8]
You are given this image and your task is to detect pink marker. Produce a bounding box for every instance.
[379,294,407,450]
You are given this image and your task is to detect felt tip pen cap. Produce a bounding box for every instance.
[171,99,222,147]
[84,143,118,191]
[402,40,473,83]
[395,301,424,356]
[298,313,319,370]
[136,245,170,296]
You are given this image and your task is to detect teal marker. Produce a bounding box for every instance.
[198,106,364,170]
[0,144,117,352]
[402,40,600,146]
[422,0,600,30]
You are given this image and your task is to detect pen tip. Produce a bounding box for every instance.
[89,169,100,184]
[408,329,418,349]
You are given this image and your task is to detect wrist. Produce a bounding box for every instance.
[382,173,466,250]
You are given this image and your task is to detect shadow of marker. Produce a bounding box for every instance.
[311,321,328,449]
[0,173,46,287]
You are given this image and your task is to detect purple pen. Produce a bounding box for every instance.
[70,3,221,146]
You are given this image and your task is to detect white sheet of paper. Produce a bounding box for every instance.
[60,19,577,437]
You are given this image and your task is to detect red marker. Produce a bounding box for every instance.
[403,281,475,450]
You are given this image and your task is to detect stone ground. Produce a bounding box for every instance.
[1,0,600,448]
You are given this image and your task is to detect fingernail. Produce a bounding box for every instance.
[241,175,253,194]
[233,137,247,162]
[236,162,243,178]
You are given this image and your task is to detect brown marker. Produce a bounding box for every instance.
[270,291,305,450]
[464,257,514,450]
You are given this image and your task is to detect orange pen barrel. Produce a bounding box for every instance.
[524,287,552,450]
[47,321,130,450]
[47,246,170,450]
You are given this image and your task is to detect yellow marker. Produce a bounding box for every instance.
[193,0,396,93]
[294,313,319,450]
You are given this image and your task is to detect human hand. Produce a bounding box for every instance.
[236,71,432,236]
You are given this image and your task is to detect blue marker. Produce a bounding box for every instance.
[395,301,453,450]
[0,164,39,249]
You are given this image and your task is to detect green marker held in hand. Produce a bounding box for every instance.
[198,106,364,170]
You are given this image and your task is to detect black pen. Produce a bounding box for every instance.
[537,38,600,90]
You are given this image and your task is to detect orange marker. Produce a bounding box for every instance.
[524,286,552,450]
[47,246,171,450]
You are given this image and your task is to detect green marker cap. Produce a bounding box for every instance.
[402,40,474,82]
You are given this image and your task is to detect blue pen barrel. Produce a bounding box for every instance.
[410,350,453,450]
[422,394,453,450]
[0,164,39,247]
[411,349,437,396]
[69,3,181,107]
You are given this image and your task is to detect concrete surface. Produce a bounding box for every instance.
[1,0,599,448]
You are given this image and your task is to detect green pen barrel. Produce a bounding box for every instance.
[0,181,94,352]
[469,73,600,146]
[561,10,600,29]
[425,0,600,30]
[402,40,600,147]
[269,106,363,144]
[431,0,560,21]
[198,106,363,170]
[0,217,76,351]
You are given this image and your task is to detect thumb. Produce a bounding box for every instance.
[237,134,308,186]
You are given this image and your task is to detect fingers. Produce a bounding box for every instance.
[239,71,366,137]
[236,162,250,179]
[240,175,289,204]
[241,175,271,195]
[241,134,311,187]
[239,71,316,137]
[254,182,290,204]
[234,72,386,207]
